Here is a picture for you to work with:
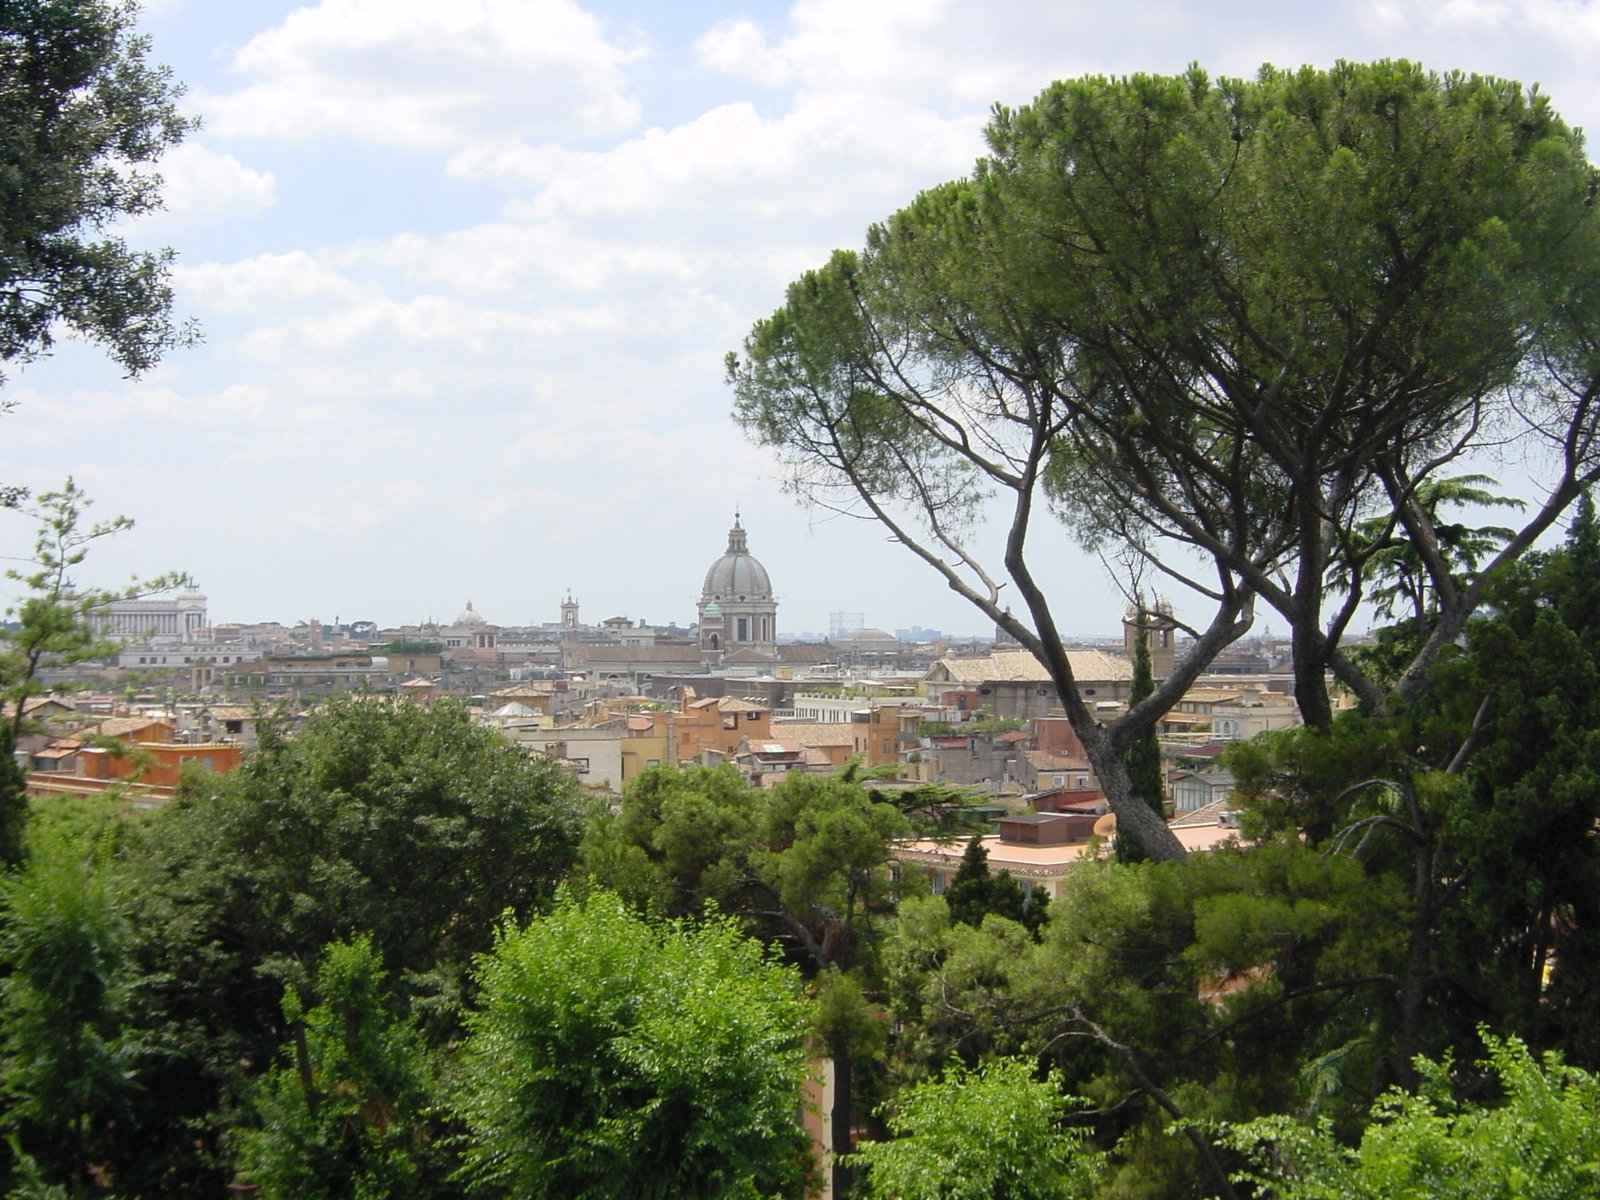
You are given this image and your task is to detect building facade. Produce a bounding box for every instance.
[89,589,208,644]
[698,517,778,661]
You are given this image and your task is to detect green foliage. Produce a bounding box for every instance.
[1223,1035,1600,1199]
[103,695,581,1195]
[945,837,1041,935]
[131,694,583,981]
[582,763,761,918]
[0,818,132,1196]
[238,935,443,1200]
[730,58,1600,750]
[1336,474,1524,625]
[758,772,913,952]
[882,845,1414,1198]
[809,969,884,1063]
[881,895,1041,1073]
[0,0,196,388]
[455,891,811,1200]
[850,1058,1102,1200]
[1420,499,1600,1062]
[1224,716,1400,846]
[0,480,186,864]
[585,763,913,971]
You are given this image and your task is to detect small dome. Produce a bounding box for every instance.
[837,627,897,643]
[701,518,772,601]
[837,627,901,652]
[455,602,488,629]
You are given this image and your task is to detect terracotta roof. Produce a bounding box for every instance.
[582,646,707,663]
[743,739,802,757]
[928,649,1132,685]
[717,697,769,713]
[626,715,654,732]
[204,706,253,720]
[2,697,75,718]
[776,643,833,663]
[93,717,172,739]
[770,722,855,747]
[722,647,780,664]
[493,684,556,698]
[995,729,1030,743]
[895,834,1096,877]
[1170,797,1236,828]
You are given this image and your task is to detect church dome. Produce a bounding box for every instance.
[701,518,772,601]
[454,602,488,629]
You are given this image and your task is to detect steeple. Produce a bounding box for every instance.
[727,513,747,555]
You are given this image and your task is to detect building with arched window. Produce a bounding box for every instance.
[698,517,777,662]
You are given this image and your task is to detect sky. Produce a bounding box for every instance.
[2,0,1599,637]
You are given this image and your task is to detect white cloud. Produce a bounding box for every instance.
[147,142,276,223]
[176,251,374,314]
[452,94,985,218]
[695,17,794,87]
[198,0,644,151]
[696,0,957,96]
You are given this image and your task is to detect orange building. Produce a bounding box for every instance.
[612,692,776,784]
[655,692,773,763]
[25,716,242,805]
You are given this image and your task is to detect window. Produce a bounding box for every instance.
[737,617,749,641]
[1052,775,1064,786]
[1077,776,1088,788]
[572,758,590,774]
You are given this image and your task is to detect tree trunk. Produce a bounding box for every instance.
[1080,725,1186,863]
[0,723,28,868]
[830,1034,854,1199]
[1291,624,1335,734]
[1395,830,1435,1092]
